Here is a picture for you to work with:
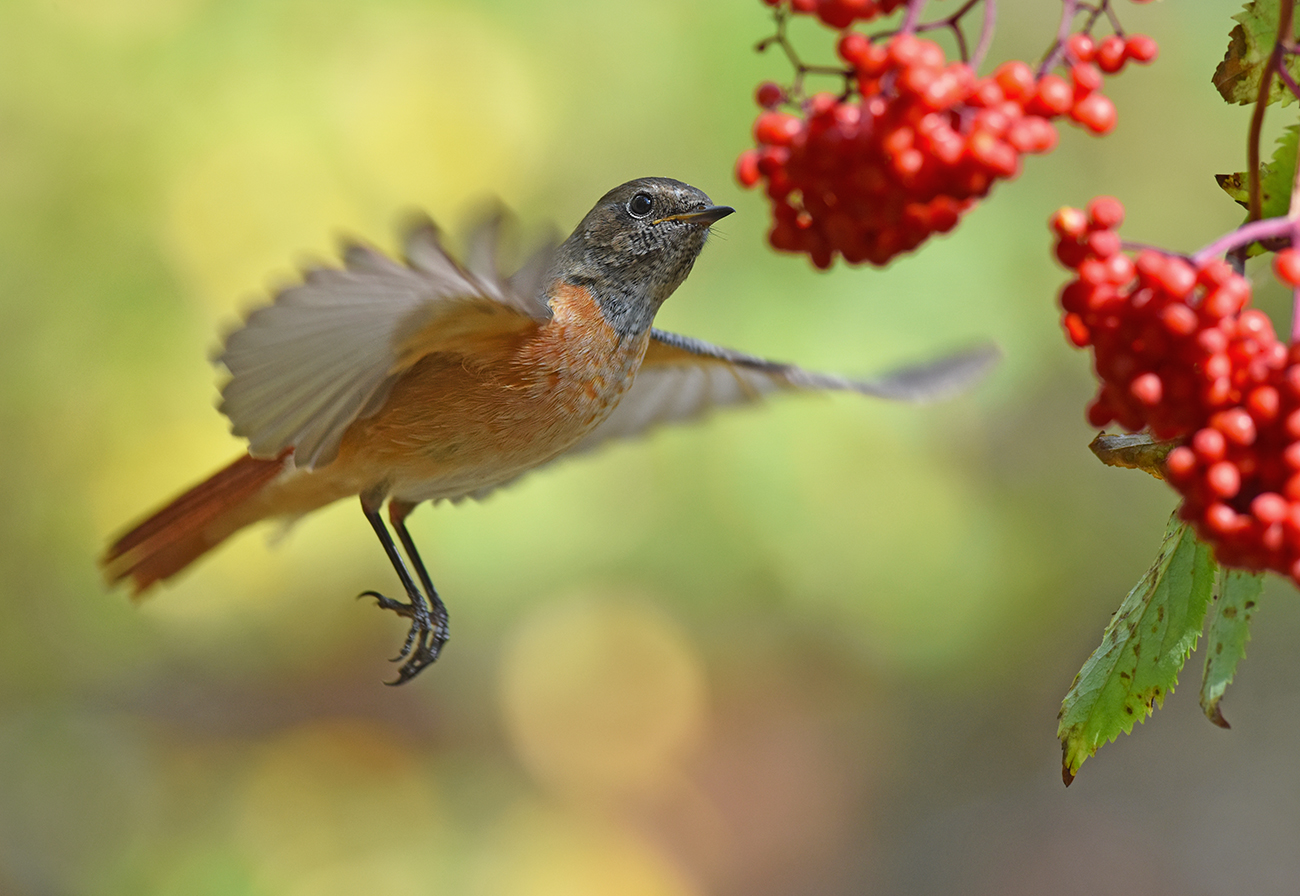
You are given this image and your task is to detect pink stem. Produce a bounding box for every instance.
[1191,217,1294,265]
[971,0,997,69]
[899,0,925,34]
[1038,0,1079,78]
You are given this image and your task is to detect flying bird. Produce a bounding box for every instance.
[103,177,995,683]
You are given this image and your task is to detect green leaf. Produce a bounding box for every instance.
[1057,514,1217,785]
[1199,569,1264,728]
[1215,124,1299,254]
[1213,0,1300,106]
[1217,123,1298,212]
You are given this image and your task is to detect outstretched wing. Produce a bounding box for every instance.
[561,330,1000,455]
[217,213,555,470]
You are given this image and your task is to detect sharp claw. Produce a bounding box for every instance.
[390,621,423,663]
[383,632,448,685]
[359,577,450,684]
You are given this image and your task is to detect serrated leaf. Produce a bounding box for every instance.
[1215,124,1298,254]
[1217,124,1299,212]
[1199,569,1264,728]
[1214,0,1300,106]
[1057,514,1217,785]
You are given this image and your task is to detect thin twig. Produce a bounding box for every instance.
[909,0,990,66]
[756,6,854,103]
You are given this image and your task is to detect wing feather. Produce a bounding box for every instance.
[217,216,553,469]
[561,330,999,456]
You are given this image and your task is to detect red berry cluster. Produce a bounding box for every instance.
[738,27,1157,268]
[1053,199,1300,582]
[761,0,905,28]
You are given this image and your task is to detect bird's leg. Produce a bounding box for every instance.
[356,495,447,684]
[388,498,449,670]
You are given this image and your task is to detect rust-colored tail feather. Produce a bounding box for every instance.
[102,452,288,595]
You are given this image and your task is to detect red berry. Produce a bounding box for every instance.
[1204,503,1241,535]
[1166,446,1197,479]
[1124,34,1159,64]
[1029,75,1073,117]
[1072,92,1117,134]
[1052,206,1089,239]
[1247,385,1280,423]
[1275,248,1300,286]
[1095,35,1127,73]
[736,150,761,188]
[994,61,1035,100]
[756,81,785,110]
[1130,372,1163,405]
[1086,228,1121,258]
[1252,492,1288,525]
[1087,196,1124,230]
[1070,63,1103,97]
[837,31,871,67]
[1211,408,1257,446]
[1063,312,1090,346]
[754,112,803,146]
[1206,461,1242,498]
[1066,33,1096,63]
[1193,427,1227,462]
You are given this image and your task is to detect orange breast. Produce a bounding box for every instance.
[326,281,650,503]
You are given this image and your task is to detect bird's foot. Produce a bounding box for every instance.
[359,589,449,685]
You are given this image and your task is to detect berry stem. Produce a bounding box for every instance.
[1039,0,1110,78]
[1191,216,1295,265]
[755,6,853,103]
[972,0,997,70]
[1277,60,1300,103]
[900,0,925,35]
[912,0,993,67]
[1038,0,1079,77]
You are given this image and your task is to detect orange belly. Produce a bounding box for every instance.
[324,281,649,503]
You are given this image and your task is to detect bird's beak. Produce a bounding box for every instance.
[654,205,735,226]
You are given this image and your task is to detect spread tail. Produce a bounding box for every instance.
[102,452,290,596]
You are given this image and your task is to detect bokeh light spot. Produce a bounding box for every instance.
[498,591,706,797]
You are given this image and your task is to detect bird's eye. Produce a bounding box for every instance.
[627,192,654,218]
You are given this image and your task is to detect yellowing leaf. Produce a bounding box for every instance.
[1088,432,1175,481]
[1213,0,1300,106]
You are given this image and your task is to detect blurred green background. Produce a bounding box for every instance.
[3,0,1300,893]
